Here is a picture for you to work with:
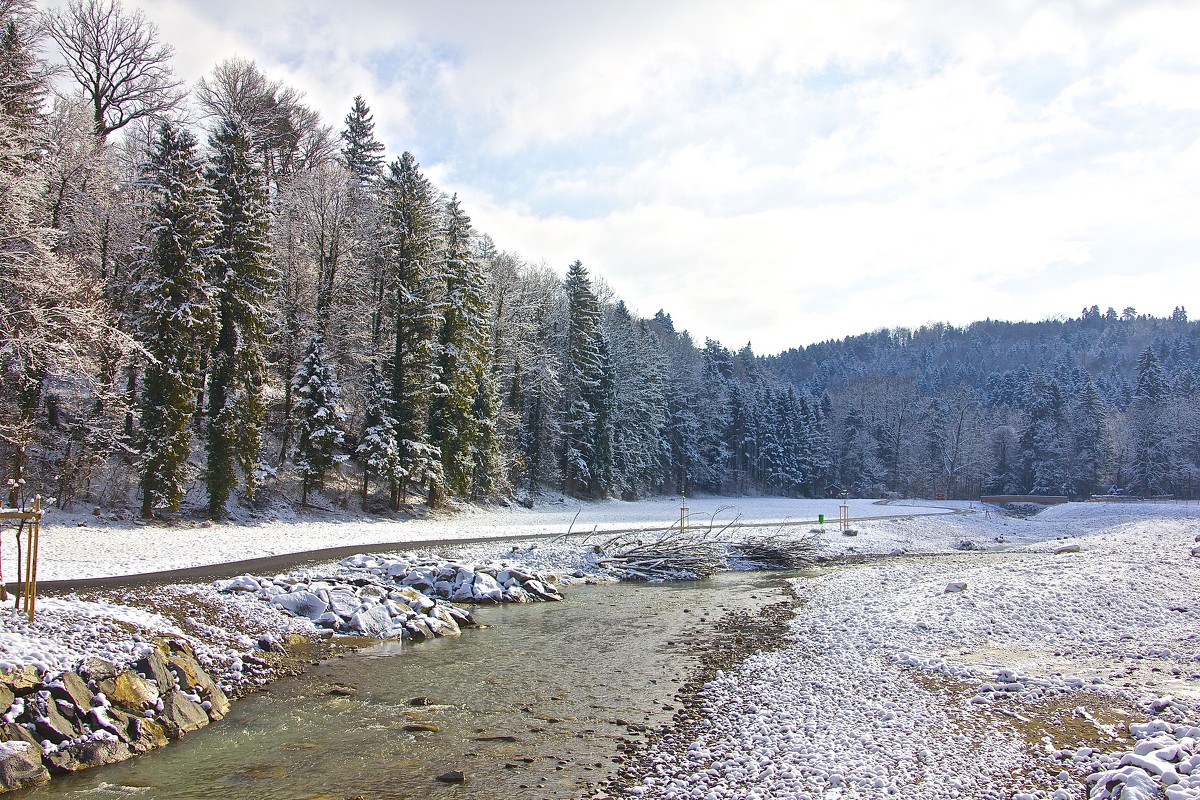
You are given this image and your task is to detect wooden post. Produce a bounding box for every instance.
[680,500,688,534]
[2,500,42,622]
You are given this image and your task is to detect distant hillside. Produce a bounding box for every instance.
[761,306,1198,500]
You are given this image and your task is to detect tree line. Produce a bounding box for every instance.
[3,0,1197,518]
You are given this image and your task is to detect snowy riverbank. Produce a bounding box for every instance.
[2,497,1198,797]
[622,501,1200,800]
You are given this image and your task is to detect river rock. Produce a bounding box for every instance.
[349,604,392,637]
[166,643,217,696]
[123,716,169,754]
[97,670,158,714]
[274,589,329,621]
[79,658,119,685]
[44,735,132,774]
[135,650,176,692]
[0,740,50,791]
[221,574,261,592]
[0,684,13,714]
[158,689,209,738]
[0,666,41,695]
[523,580,562,601]
[30,693,81,744]
[48,672,94,713]
[394,587,436,613]
[944,581,968,593]
[0,722,39,748]
[427,605,461,635]
[325,588,361,620]
[471,572,504,604]
[1054,543,1081,554]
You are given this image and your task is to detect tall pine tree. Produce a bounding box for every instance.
[429,195,498,498]
[136,122,218,517]
[381,152,442,505]
[340,94,385,183]
[204,118,274,517]
[562,260,612,497]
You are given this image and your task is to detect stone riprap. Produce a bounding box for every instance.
[218,552,564,639]
[0,639,230,792]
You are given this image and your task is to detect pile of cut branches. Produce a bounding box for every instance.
[593,527,726,581]
[729,532,824,569]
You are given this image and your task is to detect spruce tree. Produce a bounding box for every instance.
[562,260,612,497]
[204,118,274,517]
[136,121,218,517]
[292,335,343,506]
[0,0,45,128]
[381,152,442,506]
[340,94,385,183]
[1129,347,1171,496]
[356,364,402,508]
[429,195,496,498]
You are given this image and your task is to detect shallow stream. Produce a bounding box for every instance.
[16,571,795,800]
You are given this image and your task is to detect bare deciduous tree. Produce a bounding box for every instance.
[43,0,185,138]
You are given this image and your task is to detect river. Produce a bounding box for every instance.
[14,571,797,800]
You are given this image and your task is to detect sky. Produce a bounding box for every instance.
[87,1,1200,354]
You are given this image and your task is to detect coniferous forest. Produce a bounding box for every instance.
[2,0,1198,517]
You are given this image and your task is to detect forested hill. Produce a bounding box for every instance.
[761,306,1199,500]
[767,307,1197,409]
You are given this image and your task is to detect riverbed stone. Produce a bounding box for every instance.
[165,646,216,696]
[0,684,13,714]
[428,605,461,635]
[274,589,329,621]
[159,689,209,738]
[204,682,231,720]
[45,735,133,774]
[471,572,504,604]
[125,716,169,754]
[0,666,41,695]
[0,740,50,791]
[98,670,159,714]
[0,722,40,748]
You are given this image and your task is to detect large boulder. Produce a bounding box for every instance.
[0,667,41,695]
[273,589,328,621]
[471,572,504,604]
[79,658,119,684]
[30,694,81,744]
[97,671,159,715]
[48,671,94,713]
[135,650,176,692]
[158,690,209,738]
[44,735,132,774]
[0,741,50,791]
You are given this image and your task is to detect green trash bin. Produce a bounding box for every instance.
[818,513,824,525]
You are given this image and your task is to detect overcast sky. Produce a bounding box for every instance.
[112,0,1200,354]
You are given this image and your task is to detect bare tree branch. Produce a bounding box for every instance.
[42,0,184,138]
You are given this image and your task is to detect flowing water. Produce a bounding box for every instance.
[16,571,795,800]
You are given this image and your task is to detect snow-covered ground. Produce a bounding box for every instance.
[12,495,950,582]
[3,497,1199,798]
[629,501,1200,800]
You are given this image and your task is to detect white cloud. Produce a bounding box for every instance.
[80,0,1200,353]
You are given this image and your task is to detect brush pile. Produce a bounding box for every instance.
[594,528,724,581]
[729,533,824,569]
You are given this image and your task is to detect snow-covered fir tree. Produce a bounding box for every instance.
[561,260,612,498]
[204,117,275,517]
[136,121,218,518]
[1129,347,1171,496]
[356,364,401,508]
[340,94,385,183]
[292,335,344,506]
[429,195,498,499]
[381,151,442,505]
